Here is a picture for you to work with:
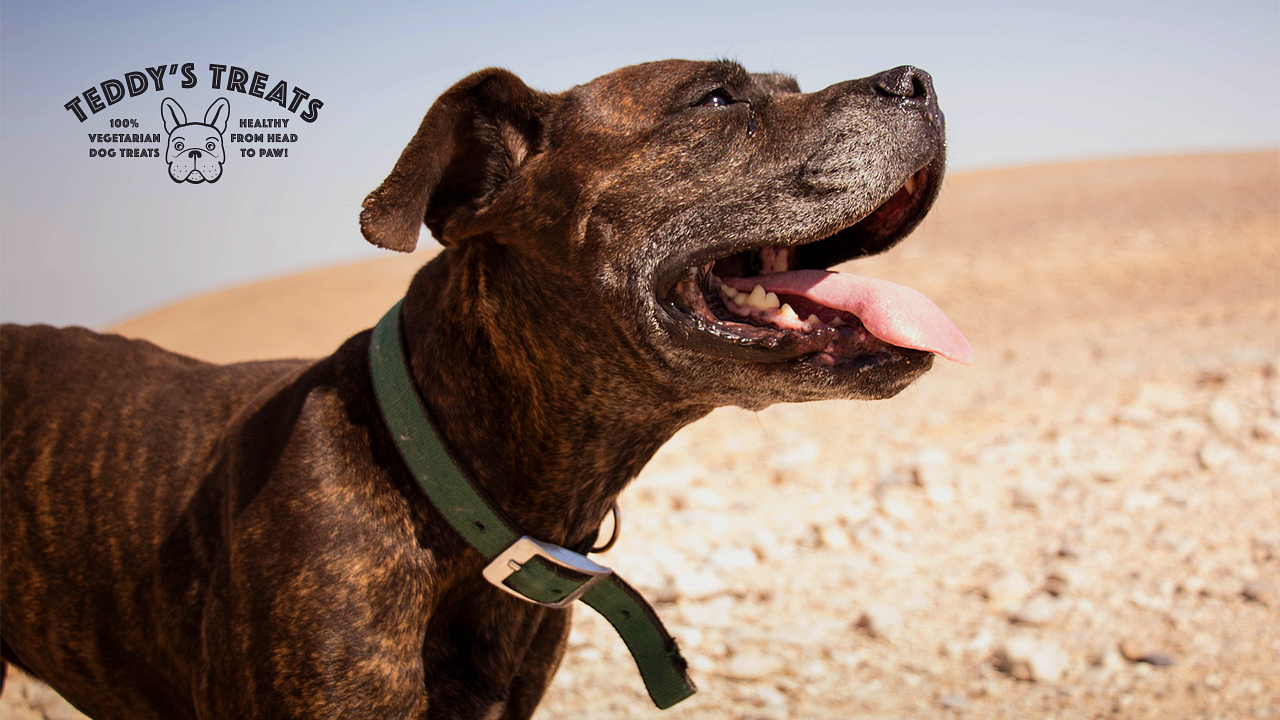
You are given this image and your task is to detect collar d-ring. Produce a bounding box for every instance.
[591,501,621,554]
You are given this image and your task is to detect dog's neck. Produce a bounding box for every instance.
[398,245,711,549]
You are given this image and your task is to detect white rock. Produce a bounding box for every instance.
[688,653,717,673]
[799,659,828,680]
[926,482,957,506]
[687,487,727,509]
[1092,645,1126,675]
[984,571,1033,610]
[672,625,703,650]
[771,442,819,470]
[1009,594,1058,625]
[912,447,953,487]
[817,524,853,550]
[878,495,917,525]
[1253,417,1280,441]
[935,693,971,711]
[680,595,736,628]
[965,631,995,657]
[1207,396,1244,435]
[1197,440,1235,471]
[705,546,759,572]
[719,651,783,681]
[675,570,727,601]
[855,603,903,640]
[996,636,1069,682]
[1122,491,1162,513]
[1243,579,1279,608]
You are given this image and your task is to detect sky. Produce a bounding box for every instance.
[2,0,1277,328]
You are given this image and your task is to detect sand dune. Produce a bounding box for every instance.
[6,151,1277,719]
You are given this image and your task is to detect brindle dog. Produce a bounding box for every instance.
[1,60,961,719]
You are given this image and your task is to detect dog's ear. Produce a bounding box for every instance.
[204,98,230,135]
[161,98,187,135]
[360,68,549,252]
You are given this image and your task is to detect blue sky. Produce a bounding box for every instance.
[2,0,1277,327]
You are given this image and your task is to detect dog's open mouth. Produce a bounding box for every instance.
[661,162,972,368]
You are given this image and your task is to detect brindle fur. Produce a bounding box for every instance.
[1,59,945,719]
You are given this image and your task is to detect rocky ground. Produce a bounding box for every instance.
[3,151,1277,719]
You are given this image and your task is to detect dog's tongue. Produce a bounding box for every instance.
[724,269,973,365]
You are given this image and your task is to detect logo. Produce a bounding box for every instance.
[66,63,323,185]
[161,98,230,184]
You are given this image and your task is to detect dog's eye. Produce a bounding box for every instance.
[697,90,733,108]
[174,141,184,151]
[206,141,216,151]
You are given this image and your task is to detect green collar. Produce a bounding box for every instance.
[368,299,695,709]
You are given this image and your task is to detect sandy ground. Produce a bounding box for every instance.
[3,151,1277,719]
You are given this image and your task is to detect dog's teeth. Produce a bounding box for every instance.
[746,284,768,309]
[829,317,844,326]
[778,303,798,320]
[904,176,917,195]
[807,314,822,325]
[735,292,750,306]
[764,291,781,309]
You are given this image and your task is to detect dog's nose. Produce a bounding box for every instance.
[873,66,941,124]
[187,149,203,159]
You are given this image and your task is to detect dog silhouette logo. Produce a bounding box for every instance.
[160,97,230,184]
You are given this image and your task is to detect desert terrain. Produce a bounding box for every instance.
[3,151,1277,719]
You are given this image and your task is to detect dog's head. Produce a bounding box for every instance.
[361,60,969,409]
[161,98,230,184]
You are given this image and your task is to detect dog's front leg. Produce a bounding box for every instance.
[496,607,571,720]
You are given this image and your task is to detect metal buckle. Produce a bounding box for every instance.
[482,536,613,609]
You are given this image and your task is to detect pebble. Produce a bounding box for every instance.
[984,571,1033,610]
[705,546,759,572]
[935,693,971,711]
[1092,645,1126,675]
[1043,566,1079,596]
[1009,593,1058,625]
[739,711,787,720]
[719,651,784,681]
[1242,578,1278,608]
[816,524,853,550]
[1251,535,1280,562]
[1207,396,1244,435]
[688,653,717,673]
[680,596,736,628]
[965,631,995,657]
[799,659,828,680]
[994,636,1069,683]
[855,603,903,640]
[878,495,917,525]
[1135,382,1190,415]
[748,528,795,562]
[926,479,959,506]
[1119,638,1175,666]
[1253,417,1280,441]
[687,487,727,509]
[1197,440,1235,471]
[674,569,728,601]
[770,441,819,470]
[912,448,953,487]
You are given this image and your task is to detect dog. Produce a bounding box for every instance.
[1,59,969,719]
[161,97,230,184]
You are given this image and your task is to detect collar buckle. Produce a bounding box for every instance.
[482,536,613,609]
